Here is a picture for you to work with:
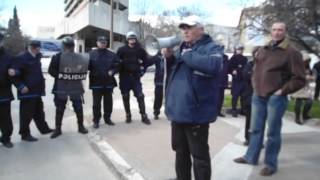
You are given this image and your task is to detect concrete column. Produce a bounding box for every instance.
[75,39,85,53]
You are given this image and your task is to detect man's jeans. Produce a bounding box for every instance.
[244,94,288,171]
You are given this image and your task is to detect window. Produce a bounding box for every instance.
[118,2,127,11]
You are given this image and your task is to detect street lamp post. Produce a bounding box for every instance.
[110,0,114,49]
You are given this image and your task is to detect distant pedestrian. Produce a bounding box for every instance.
[291,52,316,124]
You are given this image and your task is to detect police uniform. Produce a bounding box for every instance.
[228,52,248,117]
[89,36,120,128]
[11,40,52,141]
[116,31,151,124]
[0,42,14,148]
[217,54,229,117]
[152,55,164,119]
[242,60,254,144]
[48,37,88,138]
[150,53,174,119]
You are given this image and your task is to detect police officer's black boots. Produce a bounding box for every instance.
[51,111,64,139]
[122,95,132,123]
[154,109,160,120]
[104,117,115,126]
[294,106,302,125]
[141,114,151,125]
[76,112,88,134]
[302,102,312,121]
[0,138,13,148]
[137,96,151,125]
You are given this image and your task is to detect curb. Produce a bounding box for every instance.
[87,129,146,180]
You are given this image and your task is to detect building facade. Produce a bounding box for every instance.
[56,0,136,52]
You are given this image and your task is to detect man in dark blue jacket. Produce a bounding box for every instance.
[10,40,53,142]
[0,33,14,148]
[117,31,151,125]
[162,15,223,180]
[89,36,120,128]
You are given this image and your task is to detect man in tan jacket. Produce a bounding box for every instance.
[234,22,306,176]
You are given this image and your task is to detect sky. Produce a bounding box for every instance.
[0,0,264,37]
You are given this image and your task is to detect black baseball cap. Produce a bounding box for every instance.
[29,40,41,48]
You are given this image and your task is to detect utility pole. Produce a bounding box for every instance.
[110,0,114,49]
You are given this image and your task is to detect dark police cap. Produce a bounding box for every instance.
[97,36,108,42]
[29,40,41,48]
[62,36,75,46]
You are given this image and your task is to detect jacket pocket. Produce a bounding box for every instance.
[192,73,215,105]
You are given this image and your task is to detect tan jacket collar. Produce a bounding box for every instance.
[265,38,289,49]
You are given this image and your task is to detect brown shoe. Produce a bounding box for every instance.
[234,157,249,164]
[260,167,276,176]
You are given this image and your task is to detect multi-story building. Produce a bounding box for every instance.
[205,24,239,53]
[237,7,269,54]
[55,0,136,52]
[37,26,55,39]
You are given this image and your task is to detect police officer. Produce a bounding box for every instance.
[151,53,174,120]
[49,37,88,138]
[241,51,256,145]
[217,53,229,117]
[0,33,14,148]
[89,36,120,128]
[228,45,248,117]
[117,31,151,125]
[10,40,53,142]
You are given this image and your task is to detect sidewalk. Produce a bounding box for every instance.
[90,111,320,180]
[88,73,320,180]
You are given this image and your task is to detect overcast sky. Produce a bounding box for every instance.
[0,0,264,37]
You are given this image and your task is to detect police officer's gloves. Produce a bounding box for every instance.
[8,68,16,76]
[108,70,113,76]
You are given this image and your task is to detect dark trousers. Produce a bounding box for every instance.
[54,95,83,127]
[19,97,51,137]
[120,75,146,115]
[92,90,113,123]
[294,98,313,119]
[243,104,251,141]
[231,82,245,112]
[315,80,320,100]
[153,85,163,115]
[171,122,211,180]
[217,86,225,114]
[0,102,13,142]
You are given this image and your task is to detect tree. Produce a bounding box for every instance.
[176,5,208,19]
[244,0,320,56]
[3,6,28,55]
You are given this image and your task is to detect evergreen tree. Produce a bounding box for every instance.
[4,6,27,55]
